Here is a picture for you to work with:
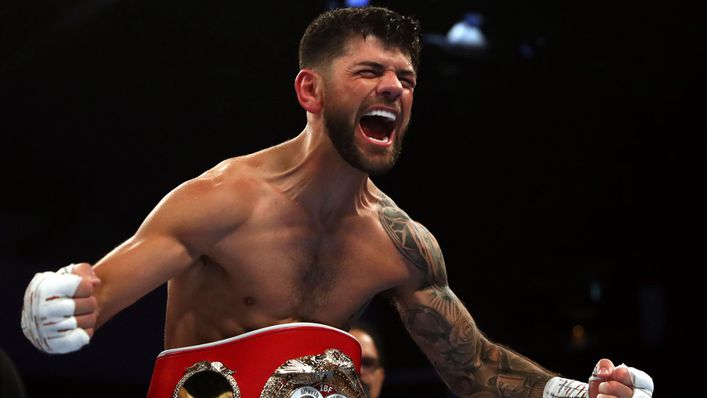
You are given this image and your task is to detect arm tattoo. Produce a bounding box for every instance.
[378,195,447,286]
[400,297,552,398]
[378,195,553,397]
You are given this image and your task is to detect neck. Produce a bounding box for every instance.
[270,124,377,222]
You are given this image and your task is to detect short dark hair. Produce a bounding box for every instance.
[299,6,421,72]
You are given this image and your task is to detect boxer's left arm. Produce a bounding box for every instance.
[381,197,653,398]
[389,225,554,397]
[379,196,554,397]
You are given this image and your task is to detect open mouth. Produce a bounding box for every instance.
[359,109,397,146]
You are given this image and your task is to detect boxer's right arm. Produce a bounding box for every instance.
[21,173,248,353]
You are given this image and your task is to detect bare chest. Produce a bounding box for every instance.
[201,204,409,327]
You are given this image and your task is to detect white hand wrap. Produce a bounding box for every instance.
[617,363,654,398]
[21,264,90,354]
[543,377,588,398]
[544,363,654,398]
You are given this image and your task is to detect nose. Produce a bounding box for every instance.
[376,71,403,101]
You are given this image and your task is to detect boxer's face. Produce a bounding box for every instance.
[321,35,415,175]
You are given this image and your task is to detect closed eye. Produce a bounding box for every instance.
[358,69,381,78]
[400,77,416,89]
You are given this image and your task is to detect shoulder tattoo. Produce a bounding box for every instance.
[378,195,448,286]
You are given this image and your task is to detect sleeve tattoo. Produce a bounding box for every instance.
[379,195,554,398]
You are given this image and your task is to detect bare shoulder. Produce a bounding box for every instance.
[143,156,268,237]
[375,190,448,289]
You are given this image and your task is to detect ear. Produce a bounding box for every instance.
[294,69,323,114]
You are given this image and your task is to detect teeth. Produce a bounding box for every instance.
[363,109,397,122]
[367,135,389,143]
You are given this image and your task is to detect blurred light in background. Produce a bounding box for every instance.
[346,0,371,6]
[571,324,588,349]
[572,324,585,338]
[425,12,489,59]
[447,13,487,49]
[328,0,370,9]
[590,279,602,302]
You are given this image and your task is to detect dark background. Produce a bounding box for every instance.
[1,0,703,396]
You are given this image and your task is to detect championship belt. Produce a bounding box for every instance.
[146,323,366,398]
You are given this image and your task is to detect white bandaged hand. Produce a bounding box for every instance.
[617,364,654,398]
[21,264,90,354]
[544,361,654,398]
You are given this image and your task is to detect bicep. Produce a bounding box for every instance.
[379,197,466,337]
[388,214,488,385]
[387,215,458,322]
[91,178,230,326]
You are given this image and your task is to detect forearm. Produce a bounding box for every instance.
[93,233,198,328]
[397,291,554,398]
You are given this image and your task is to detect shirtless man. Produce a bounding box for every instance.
[21,6,653,398]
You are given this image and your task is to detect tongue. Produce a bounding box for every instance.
[360,117,389,140]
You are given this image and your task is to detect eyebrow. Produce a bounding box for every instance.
[352,61,417,79]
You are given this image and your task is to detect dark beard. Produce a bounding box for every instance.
[322,103,403,176]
